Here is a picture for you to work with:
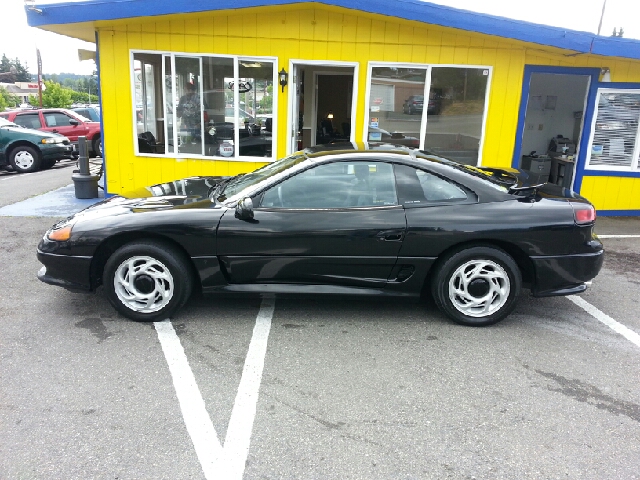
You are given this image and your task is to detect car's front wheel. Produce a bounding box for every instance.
[10,145,42,173]
[103,240,193,322]
[431,246,521,326]
[92,136,102,157]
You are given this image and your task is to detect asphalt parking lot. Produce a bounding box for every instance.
[1,170,639,479]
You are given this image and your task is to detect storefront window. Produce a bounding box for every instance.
[586,89,640,171]
[424,67,489,165]
[367,67,425,148]
[132,51,275,160]
[366,64,490,166]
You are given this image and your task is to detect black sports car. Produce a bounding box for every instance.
[37,143,604,326]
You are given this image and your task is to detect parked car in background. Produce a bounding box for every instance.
[403,95,423,115]
[0,117,74,173]
[72,105,101,123]
[0,108,102,157]
[36,143,603,326]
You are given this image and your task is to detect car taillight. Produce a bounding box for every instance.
[573,204,596,224]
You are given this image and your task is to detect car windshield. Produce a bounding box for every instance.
[219,153,308,200]
[73,113,92,122]
[0,117,18,128]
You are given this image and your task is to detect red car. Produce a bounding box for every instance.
[0,108,102,157]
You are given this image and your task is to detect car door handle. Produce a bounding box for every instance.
[378,230,405,242]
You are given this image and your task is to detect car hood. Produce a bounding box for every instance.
[119,176,228,201]
[65,176,228,223]
[1,124,62,139]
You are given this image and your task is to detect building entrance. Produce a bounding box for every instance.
[288,61,356,153]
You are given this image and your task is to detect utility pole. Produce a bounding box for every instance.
[589,0,607,53]
[36,48,43,108]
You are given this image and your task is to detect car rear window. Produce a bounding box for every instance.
[14,113,43,129]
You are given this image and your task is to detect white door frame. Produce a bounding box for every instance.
[287,59,359,155]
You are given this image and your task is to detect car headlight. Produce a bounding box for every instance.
[47,218,76,241]
[41,137,67,144]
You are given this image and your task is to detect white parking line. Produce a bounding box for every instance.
[568,296,640,349]
[224,297,275,479]
[598,235,640,239]
[154,297,275,480]
[154,320,224,478]
[0,174,26,181]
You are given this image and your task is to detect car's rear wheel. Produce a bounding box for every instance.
[10,145,42,173]
[103,240,193,322]
[431,246,521,326]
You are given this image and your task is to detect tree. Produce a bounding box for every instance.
[0,86,20,110]
[69,89,98,104]
[29,80,73,108]
[0,54,32,82]
[258,84,273,112]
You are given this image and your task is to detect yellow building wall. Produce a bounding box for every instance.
[96,3,640,212]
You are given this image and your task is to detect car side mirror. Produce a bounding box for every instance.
[235,197,254,220]
[69,119,79,126]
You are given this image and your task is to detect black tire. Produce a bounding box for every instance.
[103,240,193,322]
[92,136,102,157]
[9,145,42,173]
[431,246,521,327]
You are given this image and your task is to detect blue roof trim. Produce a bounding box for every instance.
[597,209,640,217]
[26,0,640,61]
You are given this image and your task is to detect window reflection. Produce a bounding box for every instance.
[423,67,489,166]
[132,52,275,159]
[134,52,165,154]
[175,56,203,155]
[202,59,274,158]
[368,67,425,148]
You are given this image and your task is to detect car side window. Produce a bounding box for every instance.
[394,164,470,206]
[44,113,74,127]
[260,161,398,209]
[13,113,43,129]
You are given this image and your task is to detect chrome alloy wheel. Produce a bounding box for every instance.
[14,150,36,170]
[113,255,175,313]
[448,259,510,317]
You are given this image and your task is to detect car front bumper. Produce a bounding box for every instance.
[41,143,75,161]
[37,250,93,292]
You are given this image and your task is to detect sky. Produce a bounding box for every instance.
[3,0,640,76]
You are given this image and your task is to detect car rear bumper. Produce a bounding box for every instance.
[530,250,604,297]
[37,250,93,292]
